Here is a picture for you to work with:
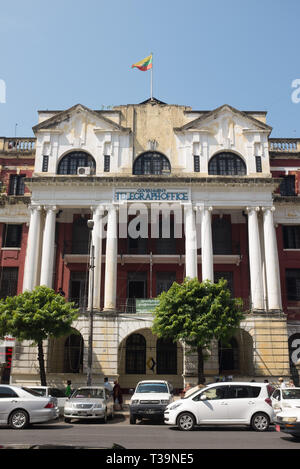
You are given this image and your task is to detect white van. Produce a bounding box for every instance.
[164,381,275,432]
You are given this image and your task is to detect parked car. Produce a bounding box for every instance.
[275,407,300,439]
[0,385,59,429]
[28,386,68,415]
[129,380,174,424]
[64,386,114,423]
[271,387,300,414]
[164,381,275,432]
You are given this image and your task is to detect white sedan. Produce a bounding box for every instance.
[271,387,300,414]
[64,386,114,423]
[0,385,59,429]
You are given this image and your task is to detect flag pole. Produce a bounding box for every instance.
[150,52,153,100]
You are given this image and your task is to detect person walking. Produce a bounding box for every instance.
[65,380,72,397]
[104,377,113,393]
[113,380,123,410]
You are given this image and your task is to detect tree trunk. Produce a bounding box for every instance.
[197,346,205,384]
[37,340,47,386]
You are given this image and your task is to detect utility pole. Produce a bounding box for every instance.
[87,220,95,386]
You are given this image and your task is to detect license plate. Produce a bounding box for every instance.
[275,424,281,432]
[77,411,87,415]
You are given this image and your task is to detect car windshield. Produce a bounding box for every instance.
[72,388,104,399]
[282,389,300,400]
[136,383,168,393]
[22,387,43,397]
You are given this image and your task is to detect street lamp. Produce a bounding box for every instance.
[87,219,95,386]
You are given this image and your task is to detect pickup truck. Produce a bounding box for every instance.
[129,380,174,424]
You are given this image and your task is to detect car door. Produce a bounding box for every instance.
[225,385,257,422]
[192,386,230,423]
[271,389,282,414]
[0,386,20,424]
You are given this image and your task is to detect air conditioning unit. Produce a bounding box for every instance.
[77,167,91,176]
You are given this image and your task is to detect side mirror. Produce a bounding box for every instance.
[200,394,207,401]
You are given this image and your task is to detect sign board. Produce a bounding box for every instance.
[115,188,189,202]
[135,299,159,314]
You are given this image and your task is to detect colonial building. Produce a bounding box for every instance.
[0,98,300,389]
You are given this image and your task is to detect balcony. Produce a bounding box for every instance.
[0,137,36,153]
[269,138,300,153]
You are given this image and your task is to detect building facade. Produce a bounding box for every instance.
[0,98,299,389]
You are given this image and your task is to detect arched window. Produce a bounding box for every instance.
[57,151,96,175]
[133,152,171,175]
[64,333,84,373]
[156,338,177,374]
[218,337,239,373]
[208,152,246,176]
[125,333,146,374]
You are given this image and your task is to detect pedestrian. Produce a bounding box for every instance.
[65,380,72,397]
[104,377,113,393]
[278,377,286,388]
[288,379,295,387]
[181,382,192,398]
[113,380,123,410]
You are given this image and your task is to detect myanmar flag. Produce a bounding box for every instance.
[132,54,153,71]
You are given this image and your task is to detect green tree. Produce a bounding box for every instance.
[152,278,244,384]
[0,286,78,385]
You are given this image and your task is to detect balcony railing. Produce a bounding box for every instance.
[2,138,36,152]
[269,138,300,152]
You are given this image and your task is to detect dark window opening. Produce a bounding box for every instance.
[286,269,300,301]
[214,271,234,296]
[156,272,176,295]
[279,175,296,196]
[64,333,83,373]
[194,155,200,172]
[2,224,22,248]
[104,155,110,172]
[218,337,239,373]
[125,333,146,374]
[255,156,262,173]
[157,338,177,374]
[212,218,232,254]
[133,152,171,175]
[208,152,246,176]
[42,155,49,172]
[8,175,25,195]
[283,225,300,249]
[57,151,96,175]
[0,267,18,298]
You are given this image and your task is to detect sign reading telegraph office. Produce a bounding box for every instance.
[114,188,189,202]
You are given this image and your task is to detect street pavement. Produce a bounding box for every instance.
[0,411,300,450]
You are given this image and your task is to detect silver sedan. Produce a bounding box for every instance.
[0,385,59,429]
[64,386,114,423]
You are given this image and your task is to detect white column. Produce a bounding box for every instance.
[262,207,282,311]
[23,205,42,291]
[88,205,104,311]
[247,207,264,310]
[184,204,198,279]
[40,205,57,288]
[201,207,214,282]
[104,204,118,311]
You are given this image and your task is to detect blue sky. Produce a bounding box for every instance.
[0,0,300,137]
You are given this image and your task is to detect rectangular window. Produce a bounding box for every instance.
[283,226,300,249]
[286,269,300,301]
[104,155,110,172]
[0,267,18,298]
[8,175,25,195]
[2,224,22,248]
[279,175,296,196]
[194,155,200,172]
[42,155,49,172]
[214,271,234,296]
[255,156,262,173]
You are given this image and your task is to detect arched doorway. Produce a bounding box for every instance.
[218,337,239,374]
[47,330,84,374]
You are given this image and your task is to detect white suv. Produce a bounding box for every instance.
[129,380,174,424]
[164,381,275,432]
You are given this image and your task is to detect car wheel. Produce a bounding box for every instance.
[9,409,29,430]
[64,417,71,423]
[251,412,270,432]
[102,411,107,424]
[291,433,300,440]
[130,415,136,424]
[177,412,195,431]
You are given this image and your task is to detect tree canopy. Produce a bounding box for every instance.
[0,286,79,385]
[152,277,244,383]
